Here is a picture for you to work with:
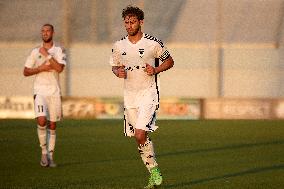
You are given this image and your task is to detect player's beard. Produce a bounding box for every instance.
[42,36,53,43]
[128,26,140,36]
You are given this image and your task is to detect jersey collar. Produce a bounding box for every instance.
[40,42,55,51]
[127,33,144,46]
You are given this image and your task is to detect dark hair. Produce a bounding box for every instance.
[122,5,144,20]
[42,23,54,31]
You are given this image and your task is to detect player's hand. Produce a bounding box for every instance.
[117,65,127,79]
[38,62,52,72]
[145,63,156,76]
[39,47,49,57]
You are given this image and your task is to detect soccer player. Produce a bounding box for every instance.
[23,24,66,167]
[110,5,174,188]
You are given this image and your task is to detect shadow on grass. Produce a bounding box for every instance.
[59,140,284,167]
[163,164,284,188]
[58,157,139,167]
[158,140,284,157]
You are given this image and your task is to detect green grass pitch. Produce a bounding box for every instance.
[0,119,283,189]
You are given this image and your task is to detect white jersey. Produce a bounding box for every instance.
[25,43,66,96]
[110,33,170,108]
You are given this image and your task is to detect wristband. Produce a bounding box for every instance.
[47,55,52,60]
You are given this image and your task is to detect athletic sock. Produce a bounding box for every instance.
[48,129,56,159]
[37,125,47,154]
[138,137,158,172]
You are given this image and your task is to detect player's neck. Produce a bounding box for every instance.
[128,31,143,44]
[43,41,53,49]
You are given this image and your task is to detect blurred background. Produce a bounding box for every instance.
[1,0,284,119]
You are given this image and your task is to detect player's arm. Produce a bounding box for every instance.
[23,49,52,77]
[48,56,65,73]
[145,42,174,76]
[145,56,174,76]
[23,64,52,76]
[154,56,174,74]
[112,66,127,78]
[110,43,126,78]
[39,47,65,73]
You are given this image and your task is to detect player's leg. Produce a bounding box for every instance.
[135,105,159,171]
[135,105,162,188]
[136,129,162,188]
[48,121,57,167]
[34,95,48,167]
[124,108,138,137]
[46,96,62,167]
[135,129,159,171]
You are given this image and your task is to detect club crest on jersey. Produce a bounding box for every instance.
[139,49,144,58]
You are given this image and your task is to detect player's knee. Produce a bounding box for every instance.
[49,122,56,130]
[135,131,147,145]
[37,116,47,126]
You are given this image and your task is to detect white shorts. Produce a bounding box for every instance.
[34,94,62,122]
[124,104,159,137]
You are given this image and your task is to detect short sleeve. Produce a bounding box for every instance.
[110,43,122,67]
[55,47,67,65]
[24,49,36,68]
[154,41,170,62]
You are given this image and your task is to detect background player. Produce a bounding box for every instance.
[110,5,174,188]
[23,24,66,167]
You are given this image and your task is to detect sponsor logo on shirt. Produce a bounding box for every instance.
[139,49,144,58]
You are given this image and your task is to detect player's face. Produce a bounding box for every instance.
[41,26,53,43]
[124,15,143,36]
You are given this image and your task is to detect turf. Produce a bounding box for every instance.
[0,119,283,189]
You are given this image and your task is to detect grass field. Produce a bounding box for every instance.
[0,119,283,189]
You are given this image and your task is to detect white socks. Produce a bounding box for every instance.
[37,125,56,159]
[138,137,158,172]
[37,125,47,154]
[48,129,56,159]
